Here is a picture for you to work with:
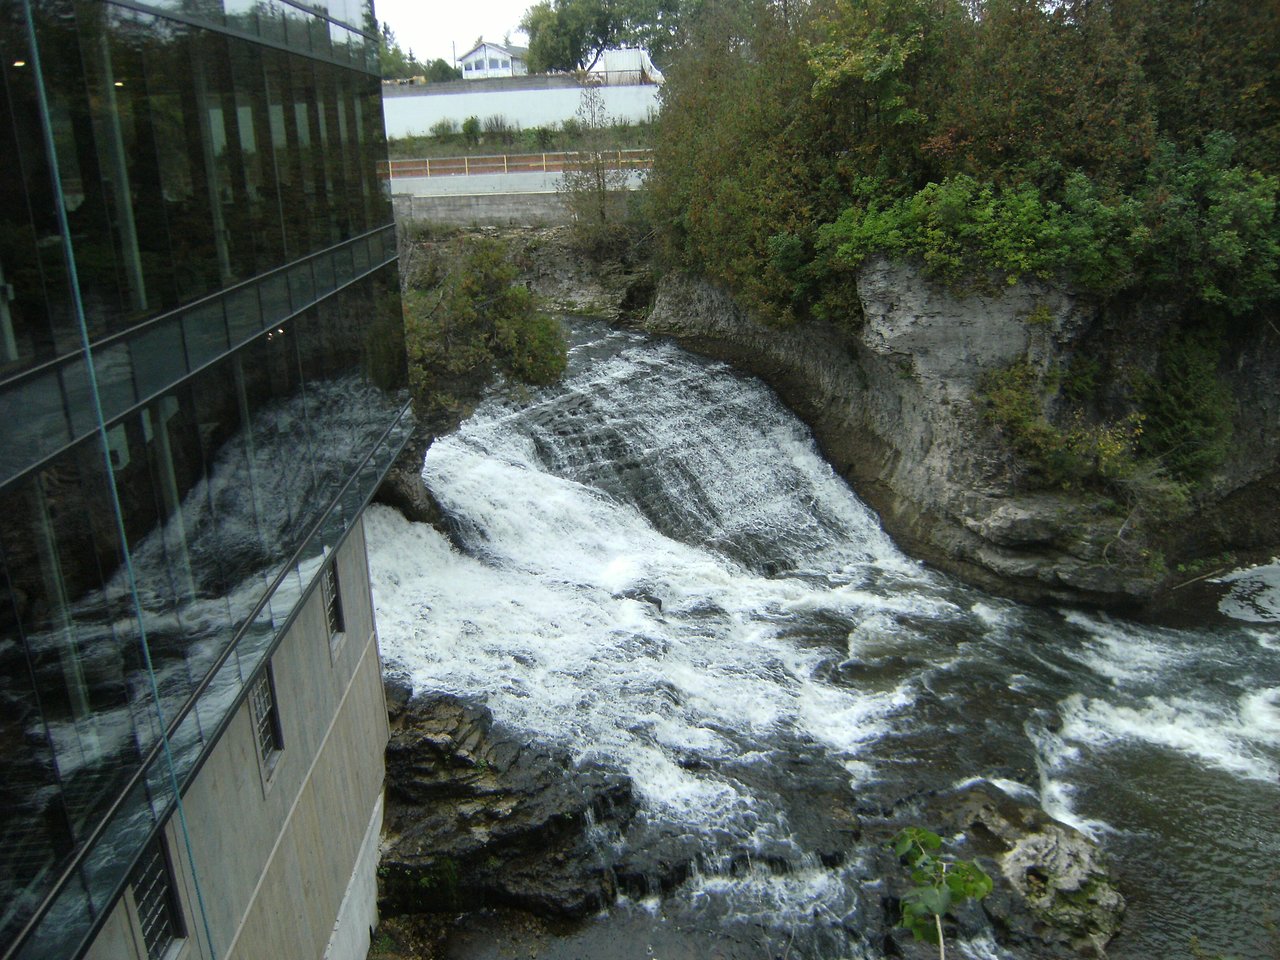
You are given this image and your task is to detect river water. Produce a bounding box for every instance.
[367,320,1280,959]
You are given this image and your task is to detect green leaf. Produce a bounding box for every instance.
[946,861,993,901]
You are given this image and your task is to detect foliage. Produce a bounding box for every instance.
[402,237,567,424]
[647,0,845,324]
[892,827,993,957]
[461,116,482,145]
[378,24,427,80]
[559,81,631,257]
[482,114,518,146]
[1137,327,1235,483]
[979,356,1196,532]
[424,58,463,83]
[521,0,686,72]
[378,27,458,82]
[387,117,654,159]
[818,175,1136,293]
[647,0,1280,323]
[980,359,1151,487]
[1135,135,1280,316]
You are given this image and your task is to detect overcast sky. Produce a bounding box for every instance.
[372,0,533,66]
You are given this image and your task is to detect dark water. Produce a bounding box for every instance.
[367,320,1280,959]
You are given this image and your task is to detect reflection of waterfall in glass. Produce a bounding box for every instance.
[28,375,400,809]
[370,320,1280,960]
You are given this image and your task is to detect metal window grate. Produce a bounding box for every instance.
[321,561,344,637]
[248,670,281,768]
[131,838,180,959]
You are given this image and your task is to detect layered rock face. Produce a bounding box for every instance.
[643,261,1280,609]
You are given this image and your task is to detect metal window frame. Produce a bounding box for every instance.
[248,664,284,774]
[128,834,185,960]
[320,558,345,640]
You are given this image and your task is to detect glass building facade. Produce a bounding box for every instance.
[0,0,410,954]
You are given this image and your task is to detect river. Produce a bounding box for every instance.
[367,319,1280,959]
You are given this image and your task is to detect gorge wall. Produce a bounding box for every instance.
[384,224,1280,611]
[639,259,1280,611]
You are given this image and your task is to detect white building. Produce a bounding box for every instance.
[459,40,529,79]
[589,47,664,85]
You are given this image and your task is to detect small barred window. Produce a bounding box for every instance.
[321,560,345,638]
[249,667,283,770]
[131,836,184,959]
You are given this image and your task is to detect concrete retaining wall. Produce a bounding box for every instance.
[393,191,571,227]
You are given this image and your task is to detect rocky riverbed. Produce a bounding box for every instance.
[373,686,1124,960]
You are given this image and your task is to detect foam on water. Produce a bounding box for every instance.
[368,481,913,820]
[1056,690,1279,783]
[1248,627,1280,651]
[1216,559,1280,623]
[1059,610,1195,686]
[367,322,1280,958]
[1025,721,1112,839]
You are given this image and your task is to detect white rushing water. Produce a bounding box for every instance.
[368,322,1280,959]
[366,334,938,825]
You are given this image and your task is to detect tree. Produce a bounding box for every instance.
[520,0,686,72]
[559,79,630,254]
[424,58,462,83]
[402,237,567,425]
[378,24,428,79]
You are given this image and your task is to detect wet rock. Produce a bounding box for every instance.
[640,268,1280,613]
[380,692,637,920]
[933,783,1125,957]
[374,430,447,528]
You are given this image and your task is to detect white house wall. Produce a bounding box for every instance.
[382,84,660,138]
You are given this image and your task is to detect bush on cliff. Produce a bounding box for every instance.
[402,236,567,426]
[647,0,1280,325]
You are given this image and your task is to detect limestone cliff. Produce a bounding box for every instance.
[642,260,1280,610]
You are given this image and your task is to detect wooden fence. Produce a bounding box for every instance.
[379,149,654,180]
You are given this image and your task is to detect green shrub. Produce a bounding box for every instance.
[818,174,1142,294]
[483,114,517,145]
[1138,327,1235,482]
[461,115,481,144]
[526,125,556,150]
[1135,135,1280,316]
[403,237,567,424]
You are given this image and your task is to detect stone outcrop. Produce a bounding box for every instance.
[861,782,1125,959]
[641,261,1280,609]
[948,785,1124,957]
[379,684,637,920]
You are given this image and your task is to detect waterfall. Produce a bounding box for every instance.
[369,320,1280,960]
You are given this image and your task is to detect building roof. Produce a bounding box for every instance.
[458,40,529,61]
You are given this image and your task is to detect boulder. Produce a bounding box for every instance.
[379,690,637,919]
[938,784,1125,956]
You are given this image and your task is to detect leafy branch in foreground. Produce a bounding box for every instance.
[893,827,993,960]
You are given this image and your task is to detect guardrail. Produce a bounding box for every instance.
[379,148,654,179]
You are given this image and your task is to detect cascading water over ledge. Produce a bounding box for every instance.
[368,319,1280,960]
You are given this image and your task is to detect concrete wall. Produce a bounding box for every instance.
[383,83,660,138]
[84,517,389,960]
[393,191,572,227]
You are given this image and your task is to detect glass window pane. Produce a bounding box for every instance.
[183,301,229,370]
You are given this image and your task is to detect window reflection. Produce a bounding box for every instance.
[0,269,406,950]
[0,0,401,949]
[0,1,388,376]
